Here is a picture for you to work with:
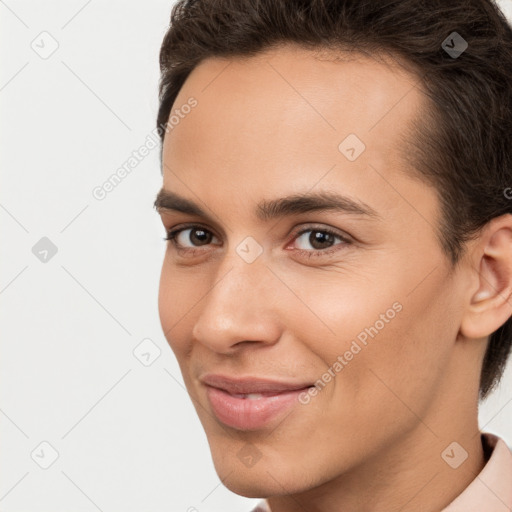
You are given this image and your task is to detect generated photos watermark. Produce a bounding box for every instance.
[92,97,198,201]
[298,301,403,404]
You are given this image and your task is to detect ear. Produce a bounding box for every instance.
[460,214,512,339]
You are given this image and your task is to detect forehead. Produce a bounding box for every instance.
[161,44,428,218]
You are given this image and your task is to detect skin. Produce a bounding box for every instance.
[155,45,512,512]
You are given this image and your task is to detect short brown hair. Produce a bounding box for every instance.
[156,0,512,400]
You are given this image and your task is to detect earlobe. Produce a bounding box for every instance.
[471,288,492,302]
[469,255,499,307]
[460,214,512,340]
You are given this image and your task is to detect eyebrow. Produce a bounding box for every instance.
[154,188,380,223]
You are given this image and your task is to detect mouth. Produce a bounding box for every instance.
[200,374,315,430]
[199,373,315,394]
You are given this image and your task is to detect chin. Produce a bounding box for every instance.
[209,450,311,498]
[222,480,271,499]
[218,471,290,499]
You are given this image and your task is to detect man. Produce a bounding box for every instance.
[153,1,512,510]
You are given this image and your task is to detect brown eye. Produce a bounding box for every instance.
[182,228,212,246]
[299,230,337,250]
[293,228,348,251]
[166,226,219,248]
[287,225,353,260]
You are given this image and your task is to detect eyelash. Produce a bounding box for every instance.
[163,223,351,259]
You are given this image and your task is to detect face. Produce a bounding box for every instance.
[156,45,471,497]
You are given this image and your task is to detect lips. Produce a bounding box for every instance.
[200,374,315,430]
[199,373,314,395]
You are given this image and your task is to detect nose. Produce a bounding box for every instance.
[191,251,282,354]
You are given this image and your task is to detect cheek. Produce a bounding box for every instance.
[273,263,404,361]
[283,257,457,407]
[330,268,459,426]
[376,278,459,390]
[157,260,173,335]
[157,257,195,355]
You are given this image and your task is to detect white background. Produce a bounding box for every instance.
[1,1,511,511]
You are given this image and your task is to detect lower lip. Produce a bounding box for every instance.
[205,385,310,430]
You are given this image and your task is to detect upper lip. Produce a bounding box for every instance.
[200,374,314,394]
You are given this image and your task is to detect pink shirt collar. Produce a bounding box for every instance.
[442,432,512,512]
[250,432,512,512]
